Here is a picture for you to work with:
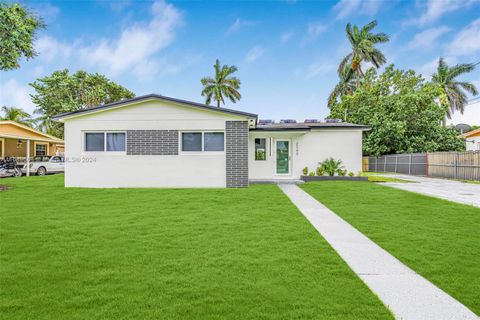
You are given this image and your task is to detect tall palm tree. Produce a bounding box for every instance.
[339,20,389,88]
[1,106,34,126]
[201,59,241,108]
[432,58,478,120]
[328,64,355,109]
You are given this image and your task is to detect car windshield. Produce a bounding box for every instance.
[32,156,51,162]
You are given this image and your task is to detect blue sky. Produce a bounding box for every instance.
[1,0,479,124]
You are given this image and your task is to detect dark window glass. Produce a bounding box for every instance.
[204,132,224,151]
[85,133,104,151]
[182,132,202,151]
[255,138,266,160]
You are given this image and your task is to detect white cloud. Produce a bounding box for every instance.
[406,0,479,26]
[307,22,327,38]
[305,62,335,79]
[226,18,257,35]
[35,36,73,62]
[280,31,294,44]
[333,0,381,19]
[245,46,265,63]
[79,0,182,78]
[407,26,451,50]
[0,79,35,114]
[447,100,480,125]
[32,2,60,21]
[448,19,480,57]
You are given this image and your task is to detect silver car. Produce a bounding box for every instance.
[22,156,65,176]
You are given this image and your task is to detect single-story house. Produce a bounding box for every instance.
[462,128,480,151]
[53,94,369,188]
[0,120,64,161]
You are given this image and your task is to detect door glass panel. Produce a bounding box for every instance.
[276,140,289,174]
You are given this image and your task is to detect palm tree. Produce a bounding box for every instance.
[328,64,355,109]
[432,58,478,120]
[201,59,241,108]
[339,20,389,88]
[1,106,34,126]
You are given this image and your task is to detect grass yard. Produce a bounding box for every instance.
[0,175,393,320]
[360,172,414,183]
[301,181,480,315]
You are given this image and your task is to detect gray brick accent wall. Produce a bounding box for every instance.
[226,121,249,188]
[126,130,178,155]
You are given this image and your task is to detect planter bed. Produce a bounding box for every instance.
[301,176,368,182]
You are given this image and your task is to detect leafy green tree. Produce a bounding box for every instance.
[1,106,34,126]
[328,64,355,110]
[0,3,45,70]
[329,66,465,156]
[30,69,135,138]
[432,58,478,120]
[339,20,389,88]
[201,59,241,108]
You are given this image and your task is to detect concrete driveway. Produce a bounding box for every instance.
[381,174,480,208]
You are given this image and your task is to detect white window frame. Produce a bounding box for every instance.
[34,141,49,156]
[254,138,267,161]
[179,131,225,155]
[83,131,127,154]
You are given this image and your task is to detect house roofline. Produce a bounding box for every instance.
[52,94,258,121]
[0,120,64,142]
[461,128,480,138]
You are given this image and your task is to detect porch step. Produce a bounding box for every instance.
[249,179,304,185]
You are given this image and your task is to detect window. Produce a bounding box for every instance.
[85,133,105,151]
[182,132,202,151]
[255,138,266,160]
[85,132,125,152]
[204,132,224,151]
[35,143,47,156]
[181,132,225,152]
[107,133,126,151]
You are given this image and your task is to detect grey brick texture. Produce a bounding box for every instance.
[126,130,178,155]
[225,121,249,188]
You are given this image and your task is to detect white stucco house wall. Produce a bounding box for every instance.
[53,94,369,188]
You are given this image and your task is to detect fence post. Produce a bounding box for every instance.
[454,152,458,179]
[375,157,378,172]
[408,154,412,175]
[395,155,398,173]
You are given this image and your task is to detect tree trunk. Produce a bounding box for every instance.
[217,100,220,108]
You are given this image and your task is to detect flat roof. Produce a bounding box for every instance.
[251,122,371,131]
[52,94,258,121]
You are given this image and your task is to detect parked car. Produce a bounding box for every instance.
[22,156,65,176]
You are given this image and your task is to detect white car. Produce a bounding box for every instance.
[22,156,65,176]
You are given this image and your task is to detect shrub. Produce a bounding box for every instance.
[348,171,355,177]
[302,167,308,175]
[337,169,347,176]
[316,166,325,176]
[319,158,345,176]
[308,172,315,176]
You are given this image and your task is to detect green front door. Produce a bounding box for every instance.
[276,140,290,174]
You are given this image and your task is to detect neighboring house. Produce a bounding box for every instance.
[53,94,368,188]
[0,121,64,161]
[462,128,480,151]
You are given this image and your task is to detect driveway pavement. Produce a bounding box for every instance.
[279,184,478,320]
[379,174,480,207]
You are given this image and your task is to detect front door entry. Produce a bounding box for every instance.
[276,140,290,174]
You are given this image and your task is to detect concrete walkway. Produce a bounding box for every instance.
[279,184,478,320]
[380,174,480,207]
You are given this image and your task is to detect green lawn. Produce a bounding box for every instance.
[0,175,392,320]
[301,181,480,315]
[360,172,414,183]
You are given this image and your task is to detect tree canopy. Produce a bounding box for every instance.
[201,59,241,108]
[329,66,465,156]
[0,3,45,70]
[1,106,34,127]
[30,69,135,137]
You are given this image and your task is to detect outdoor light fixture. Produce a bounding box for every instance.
[17,140,23,148]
